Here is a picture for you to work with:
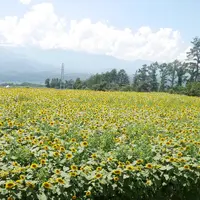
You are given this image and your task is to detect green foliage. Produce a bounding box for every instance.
[85,69,130,91]
[117,69,130,86]
[172,86,186,94]
[185,82,200,96]
[73,78,83,89]
[50,78,60,89]
[187,37,200,82]
[45,78,50,88]
[120,85,132,91]
[148,63,159,91]
[159,63,169,92]
[5,145,33,165]
[0,89,200,199]
[172,82,200,97]
[133,65,151,92]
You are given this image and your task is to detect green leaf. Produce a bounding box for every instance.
[166,165,173,170]
[37,192,47,200]
[162,182,167,186]
[63,166,69,172]
[128,155,132,159]
[164,174,169,180]
[123,174,130,179]
[159,166,166,171]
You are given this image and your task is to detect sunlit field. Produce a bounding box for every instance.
[0,88,200,200]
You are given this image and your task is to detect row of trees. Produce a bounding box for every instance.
[45,69,130,91]
[84,69,130,91]
[132,60,200,96]
[133,60,187,92]
[45,37,200,96]
[45,78,74,89]
[132,37,200,95]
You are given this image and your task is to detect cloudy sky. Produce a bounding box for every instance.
[0,0,199,62]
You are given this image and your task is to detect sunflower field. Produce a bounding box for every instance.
[0,88,200,200]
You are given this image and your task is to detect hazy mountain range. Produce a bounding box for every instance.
[0,46,151,83]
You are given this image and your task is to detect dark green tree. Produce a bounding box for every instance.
[65,79,74,89]
[136,64,150,92]
[148,62,159,91]
[187,37,200,82]
[158,63,169,91]
[132,71,139,91]
[117,69,130,86]
[45,78,50,88]
[110,69,118,84]
[50,78,60,88]
[176,62,188,87]
[73,78,82,89]
[168,60,179,88]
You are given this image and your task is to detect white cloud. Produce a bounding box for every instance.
[177,46,191,61]
[20,0,32,5]
[0,3,189,61]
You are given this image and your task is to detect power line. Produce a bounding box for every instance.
[60,63,65,89]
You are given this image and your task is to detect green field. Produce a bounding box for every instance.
[0,88,200,200]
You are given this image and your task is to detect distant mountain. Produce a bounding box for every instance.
[0,72,91,84]
[0,47,152,83]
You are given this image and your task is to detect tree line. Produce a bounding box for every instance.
[45,69,130,91]
[45,37,200,96]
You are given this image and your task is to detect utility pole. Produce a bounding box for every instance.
[60,63,65,89]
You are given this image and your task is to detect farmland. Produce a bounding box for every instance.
[0,88,200,200]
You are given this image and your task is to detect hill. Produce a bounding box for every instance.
[0,47,151,83]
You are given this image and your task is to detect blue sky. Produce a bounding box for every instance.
[53,0,199,41]
[0,0,198,61]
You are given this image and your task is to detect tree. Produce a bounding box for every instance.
[84,69,130,90]
[168,60,178,88]
[187,37,200,82]
[110,69,118,84]
[65,79,74,89]
[136,64,150,92]
[73,78,82,89]
[45,78,50,88]
[85,74,101,88]
[185,82,200,96]
[176,62,188,87]
[117,69,130,86]
[132,71,139,91]
[50,78,58,88]
[148,62,159,91]
[187,62,196,82]
[158,63,169,91]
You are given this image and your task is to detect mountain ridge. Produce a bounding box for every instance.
[0,47,152,83]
